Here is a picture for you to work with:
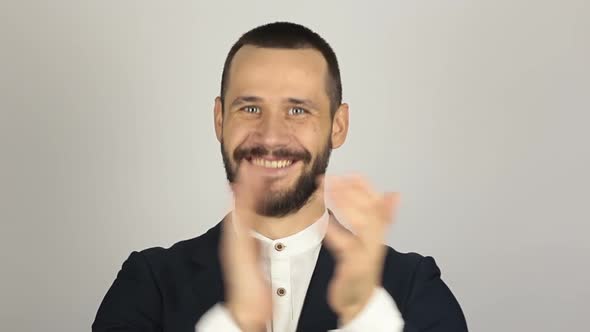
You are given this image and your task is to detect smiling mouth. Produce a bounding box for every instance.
[245,157,297,169]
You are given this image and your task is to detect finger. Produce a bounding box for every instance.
[328,185,396,252]
[220,218,238,271]
[382,192,400,224]
[343,174,381,203]
[233,164,266,230]
[330,175,397,227]
[315,174,326,192]
[328,179,380,236]
[233,164,260,211]
[222,215,259,267]
[323,220,358,259]
[329,176,380,217]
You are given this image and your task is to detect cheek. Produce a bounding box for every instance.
[222,121,249,146]
[290,117,321,132]
[293,123,329,153]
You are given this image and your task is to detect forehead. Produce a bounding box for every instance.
[226,45,330,105]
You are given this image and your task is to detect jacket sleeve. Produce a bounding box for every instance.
[92,251,163,332]
[402,256,468,332]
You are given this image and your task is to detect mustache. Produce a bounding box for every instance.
[233,145,312,163]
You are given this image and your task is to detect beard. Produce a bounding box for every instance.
[221,138,332,218]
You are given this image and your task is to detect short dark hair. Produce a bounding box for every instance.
[220,22,342,116]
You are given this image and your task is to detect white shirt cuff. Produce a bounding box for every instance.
[330,287,404,332]
[194,303,242,332]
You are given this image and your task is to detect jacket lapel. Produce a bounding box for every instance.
[190,222,226,318]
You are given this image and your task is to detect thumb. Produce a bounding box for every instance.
[323,221,355,259]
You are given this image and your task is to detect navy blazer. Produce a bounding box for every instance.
[93,219,467,332]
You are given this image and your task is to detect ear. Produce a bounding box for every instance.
[214,97,223,143]
[330,103,349,149]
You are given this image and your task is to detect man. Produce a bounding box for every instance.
[93,22,467,332]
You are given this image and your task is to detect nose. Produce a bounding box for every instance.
[255,111,291,148]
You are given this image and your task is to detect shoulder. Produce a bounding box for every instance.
[381,246,443,309]
[382,246,442,278]
[131,222,223,273]
[382,246,468,329]
[382,246,428,275]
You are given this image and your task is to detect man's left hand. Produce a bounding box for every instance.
[323,175,400,325]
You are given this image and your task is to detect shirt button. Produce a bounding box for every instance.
[274,242,285,251]
[276,287,287,296]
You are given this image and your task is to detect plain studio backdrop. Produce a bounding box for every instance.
[1,0,589,331]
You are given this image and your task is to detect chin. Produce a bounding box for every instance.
[265,179,299,196]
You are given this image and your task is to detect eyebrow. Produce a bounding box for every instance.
[230,96,264,108]
[285,97,317,109]
[230,96,318,109]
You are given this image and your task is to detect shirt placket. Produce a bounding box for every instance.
[270,242,291,332]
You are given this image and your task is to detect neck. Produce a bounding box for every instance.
[250,190,326,240]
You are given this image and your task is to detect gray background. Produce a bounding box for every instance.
[1,0,589,331]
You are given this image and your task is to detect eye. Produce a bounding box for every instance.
[242,106,260,114]
[288,107,307,116]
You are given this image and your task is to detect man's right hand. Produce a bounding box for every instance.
[219,165,272,332]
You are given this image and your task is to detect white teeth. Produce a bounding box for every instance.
[251,158,293,169]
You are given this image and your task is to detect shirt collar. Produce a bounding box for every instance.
[231,209,329,259]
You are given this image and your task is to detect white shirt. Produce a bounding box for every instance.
[195,210,404,332]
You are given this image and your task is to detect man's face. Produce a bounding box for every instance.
[216,46,338,217]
